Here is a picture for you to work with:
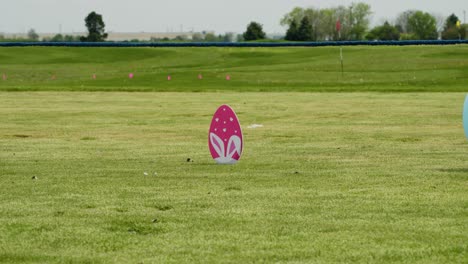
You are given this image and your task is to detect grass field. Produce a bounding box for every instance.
[0,46,467,263]
[0,45,468,92]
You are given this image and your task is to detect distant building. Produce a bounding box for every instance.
[106,32,202,41]
[3,32,213,41]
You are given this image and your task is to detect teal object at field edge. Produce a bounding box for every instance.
[464,95,468,139]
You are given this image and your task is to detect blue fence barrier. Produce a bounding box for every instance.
[0,40,468,47]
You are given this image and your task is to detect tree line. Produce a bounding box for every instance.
[250,3,467,41]
[1,5,466,42]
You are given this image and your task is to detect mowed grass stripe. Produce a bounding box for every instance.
[0,92,466,263]
[0,45,468,92]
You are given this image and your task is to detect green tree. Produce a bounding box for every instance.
[280,3,372,41]
[366,21,400,41]
[280,7,305,27]
[27,29,39,41]
[441,14,464,40]
[204,33,218,42]
[319,8,338,40]
[82,11,108,42]
[395,10,416,33]
[348,2,372,40]
[223,33,235,42]
[297,17,313,41]
[407,11,437,40]
[242,22,266,41]
[442,26,466,39]
[333,6,350,40]
[64,35,79,42]
[51,34,64,42]
[192,33,204,41]
[445,13,459,29]
[174,35,188,41]
[285,20,299,41]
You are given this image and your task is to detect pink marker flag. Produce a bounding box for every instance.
[198,74,203,80]
[129,73,134,79]
[336,19,341,32]
[167,75,171,81]
[226,75,231,81]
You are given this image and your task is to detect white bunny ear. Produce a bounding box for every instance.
[226,135,241,159]
[210,133,225,158]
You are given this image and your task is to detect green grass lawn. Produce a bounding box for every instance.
[0,92,467,263]
[1,45,468,92]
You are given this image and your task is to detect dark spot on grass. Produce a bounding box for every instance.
[13,134,31,138]
[319,227,338,233]
[224,186,242,191]
[294,171,299,174]
[54,211,65,217]
[154,205,173,211]
[152,218,159,223]
[187,158,191,162]
[397,137,421,143]
[32,176,37,180]
[115,208,128,213]
[194,203,211,209]
[118,221,164,235]
[80,136,96,141]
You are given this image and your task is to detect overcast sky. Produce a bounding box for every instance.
[1,0,467,34]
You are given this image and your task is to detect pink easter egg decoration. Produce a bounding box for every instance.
[226,75,231,81]
[198,74,203,80]
[208,105,243,164]
[167,75,171,81]
[129,73,134,79]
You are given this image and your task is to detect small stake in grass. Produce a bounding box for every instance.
[198,74,203,80]
[167,75,171,81]
[336,19,344,77]
[2,74,6,80]
[226,75,231,81]
[92,74,96,79]
[340,47,344,77]
[463,95,468,139]
[128,73,134,79]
